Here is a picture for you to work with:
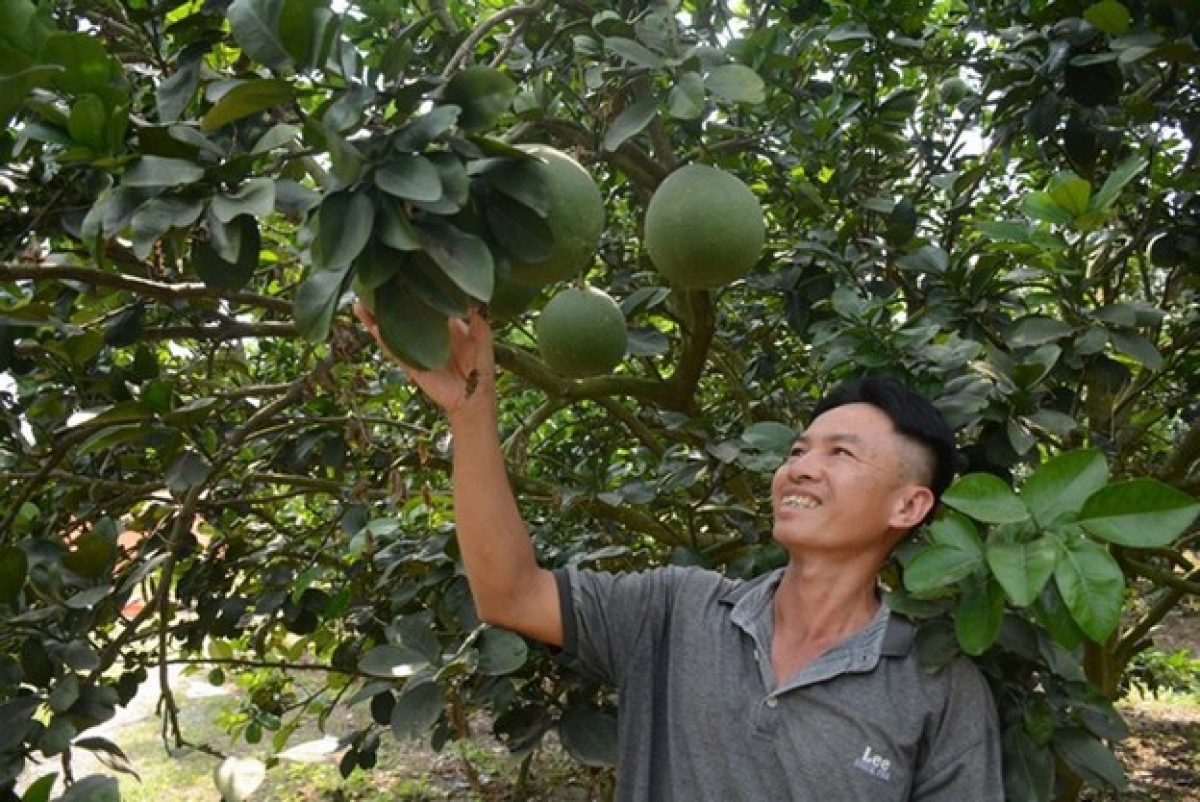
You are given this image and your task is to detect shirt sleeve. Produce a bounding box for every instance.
[554,564,693,687]
[911,659,1005,802]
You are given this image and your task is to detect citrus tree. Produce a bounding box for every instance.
[2,1,1199,801]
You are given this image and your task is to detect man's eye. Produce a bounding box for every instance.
[832,447,854,457]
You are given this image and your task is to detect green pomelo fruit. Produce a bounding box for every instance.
[643,164,765,289]
[938,76,970,106]
[443,66,517,132]
[1147,232,1184,268]
[535,287,627,378]
[507,145,605,287]
[489,274,542,321]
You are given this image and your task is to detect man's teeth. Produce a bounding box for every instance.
[781,495,818,509]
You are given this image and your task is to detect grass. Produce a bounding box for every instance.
[19,666,599,802]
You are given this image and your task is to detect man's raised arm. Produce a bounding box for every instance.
[356,306,563,647]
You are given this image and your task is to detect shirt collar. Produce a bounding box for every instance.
[720,569,914,679]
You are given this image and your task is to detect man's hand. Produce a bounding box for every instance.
[354,303,496,419]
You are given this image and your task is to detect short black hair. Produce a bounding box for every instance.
[811,375,958,502]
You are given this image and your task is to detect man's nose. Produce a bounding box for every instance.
[785,453,818,482]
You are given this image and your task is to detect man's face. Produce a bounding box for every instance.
[770,402,932,557]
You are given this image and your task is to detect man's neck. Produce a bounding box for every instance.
[768,556,884,683]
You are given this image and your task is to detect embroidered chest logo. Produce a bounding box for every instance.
[853,745,893,781]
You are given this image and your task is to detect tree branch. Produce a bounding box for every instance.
[0,262,293,314]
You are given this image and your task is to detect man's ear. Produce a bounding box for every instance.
[889,485,935,531]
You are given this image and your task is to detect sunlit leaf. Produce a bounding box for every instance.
[942,473,1029,524]
[986,536,1057,607]
[705,64,765,105]
[201,78,295,131]
[1053,535,1123,643]
[228,0,293,70]
[1021,449,1108,527]
[1077,479,1199,547]
[602,96,658,152]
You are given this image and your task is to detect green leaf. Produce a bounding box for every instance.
[415,220,494,301]
[475,628,528,676]
[166,450,211,499]
[1077,478,1199,547]
[602,96,658,153]
[1046,172,1091,217]
[903,515,984,595]
[558,704,618,767]
[1021,449,1108,527]
[213,177,275,222]
[191,216,260,291]
[372,276,452,370]
[705,64,765,105]
[123,155,205,188]
[375,153,443,202]
[739,421,795,458]
[1002,726,1054,802]
[603,36,661,68]
[0,0,51,72]
[201,78,295,131]
[667,72,706,120]
[294,262,351,342]
[156,59,200,123]
[1020,191,1075,225]
[1090,153,1146,211]
[20,773,58,802]
[316,190,374,268]
[62,533,115,579]
[390,679,444,740]
[1033,581,1086,650]
[1108,330,1163,369]
[67,93,108,150]
[375,199,420,252]
[1083,0,1132,36]
[358,644,429,678]
[131,195,204,259]
[1008,315,1073,347]
[41,32,114,94]
[942,473,1030,524]
[251,123,300,154]
[0,545,28,603]
[954,577,1004,655]
[279,0,322,66]
[986,536,1058,606]
[481,158,550,215]
[59,776,119,802]
[1051,727,1127,791]
[1053,535,1124,643]
[228,0,293,70]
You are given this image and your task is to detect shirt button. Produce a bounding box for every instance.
[766,697,779,709]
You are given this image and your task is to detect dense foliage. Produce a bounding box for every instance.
[2,0,1199,800]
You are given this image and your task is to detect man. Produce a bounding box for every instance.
[357,306,1003,801]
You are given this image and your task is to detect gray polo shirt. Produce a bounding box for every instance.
[555,564,1003,802]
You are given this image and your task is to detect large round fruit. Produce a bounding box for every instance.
[535,287,627,378]
[443,66,517,131]
[643,164,766,289]
[508,145,606,287]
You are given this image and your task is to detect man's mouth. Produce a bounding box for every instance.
[780,494,820,510]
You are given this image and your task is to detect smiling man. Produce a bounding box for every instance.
[357,307,1003,801]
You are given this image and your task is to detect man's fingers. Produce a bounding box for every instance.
[352,300,377,330]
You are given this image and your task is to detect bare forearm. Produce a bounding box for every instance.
[448,398,561,645]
